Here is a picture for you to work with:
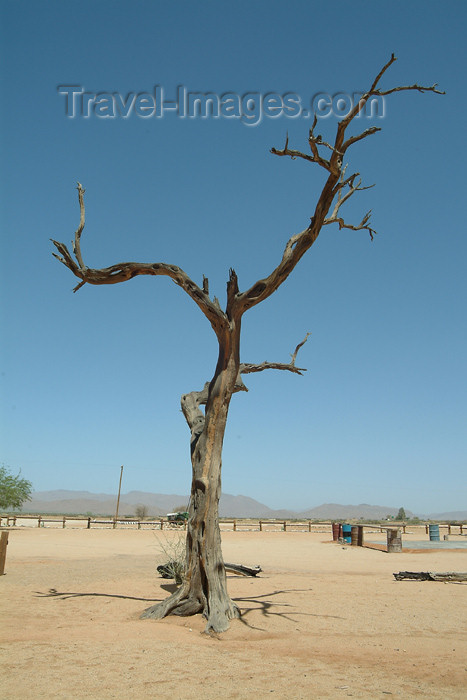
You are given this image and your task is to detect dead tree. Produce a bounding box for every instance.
[52,55,442,633]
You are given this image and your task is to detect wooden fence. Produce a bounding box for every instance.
[0,515,328,531]
[0,515,337,531]
[221,519,329,532]
[0,514,465,536]
[0,514,170,530]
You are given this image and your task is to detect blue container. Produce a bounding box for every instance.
[429,524,440,541]
[342,524,352,543]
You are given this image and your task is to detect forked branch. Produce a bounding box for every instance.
[181,334,310,448]
[334,53,444,153]
[240,332,311,376]
[324,167,376,239]
[270,115,344,175]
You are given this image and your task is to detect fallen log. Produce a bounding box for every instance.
[225,563,262,577]
[158,562,261,580]
[394,571,467,582]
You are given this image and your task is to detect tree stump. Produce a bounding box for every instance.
[387,528,402,553]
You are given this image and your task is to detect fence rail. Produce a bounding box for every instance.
[0,514,170,530]
[0,514,465,536]
[0,515,329,531]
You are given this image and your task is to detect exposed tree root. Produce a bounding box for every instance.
[140,586,240,633]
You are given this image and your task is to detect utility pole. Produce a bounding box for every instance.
[114,465,124,526]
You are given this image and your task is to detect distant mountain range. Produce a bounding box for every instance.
[19,490,466,521]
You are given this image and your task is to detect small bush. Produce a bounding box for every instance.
[135,504,149,520]
[154,532,186,585]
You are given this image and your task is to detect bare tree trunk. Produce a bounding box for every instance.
[141,324,241,632]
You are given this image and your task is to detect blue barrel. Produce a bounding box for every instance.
[342,524,352,543]
[429,524,440,541]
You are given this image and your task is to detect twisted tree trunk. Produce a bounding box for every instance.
[142,322,242,632]
[141,327,309,631]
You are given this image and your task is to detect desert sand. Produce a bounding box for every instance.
[1,525,466,699]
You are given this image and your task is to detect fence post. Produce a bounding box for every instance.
[259,520,262,532]
[13,516,17,526]
[87,517,91,529]
[62,517,66,529]
[283,521,287,532]
[112,518,117,529]
[357,525,364,546]
[461,523,464,534]
[425,523,429,535]
[0,531,9,575]
[448,523,452,535]
[160,519,164,530]
[138,520,141,530]
[308,520,312,532]
[38,516,42,528]
[233,519,237,532]
[402,523,406,534]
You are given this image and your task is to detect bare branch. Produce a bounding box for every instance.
[234,223,317,314]
[333,53,398,139]
[290,332,311,366]
[374,83,445,97]
[271,117,343,175]
[368,53,398,96]
[239,360,306,376]
[335,54,444,155]
[238,332,310,380]
[71,182,87,271]
[271,136,319,166]
[51,186,229,337]
[328,167,374,214]
[325,209,377,241]
[226,268,240,318]
[342,126,381,151]
[308,114,343,175]
[240,57,442,312]
[181,334,310,446]
[73,280,87,293]
[324,168,376,239]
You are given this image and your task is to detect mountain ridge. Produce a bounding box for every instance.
[18,490,465,520]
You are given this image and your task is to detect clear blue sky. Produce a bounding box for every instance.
[1,1,465,515]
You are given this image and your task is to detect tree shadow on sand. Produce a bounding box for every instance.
[35,588,162,602]
[232,588,346,631]
[35,586,346,633]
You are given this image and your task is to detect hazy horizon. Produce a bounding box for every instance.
[26,487,466,519]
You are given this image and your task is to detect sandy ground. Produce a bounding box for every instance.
[1,526,466,699]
